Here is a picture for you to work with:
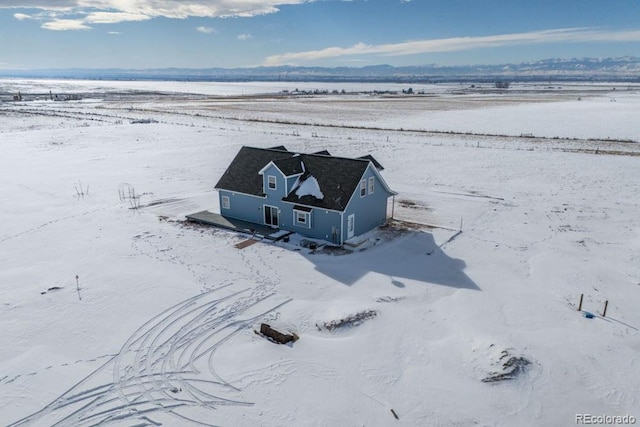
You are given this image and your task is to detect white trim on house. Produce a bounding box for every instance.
[347,213,355,238]
[268,175,277,190]
[221,195,230,209]
[263,204,279,227]
[368,176,374,194]
[280,199,343,213]
[257,161,283,177]
[217,189,267,199]
[367,162,397,195]
[258,160,304,178]
[340,211,344,245]
[293,209,311,228]
[342,162,398,215]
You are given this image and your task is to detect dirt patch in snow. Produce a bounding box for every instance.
[397,199,432,211]
[482,350,532,383]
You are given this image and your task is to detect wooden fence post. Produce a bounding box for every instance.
[602,300,608,318]
[578,294,583,311]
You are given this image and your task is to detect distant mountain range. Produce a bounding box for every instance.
[1,57,639,82]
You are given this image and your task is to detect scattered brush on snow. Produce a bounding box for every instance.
[397,199,431,211]
[376,296,405,303]
[176,218,217,231]
[130,118,158,124]
[482,350,531,383]
[118,183,141,209]
[314,245,350,256]
[40,286,63,295]
[380,219,430,234]
[316,310,378,331]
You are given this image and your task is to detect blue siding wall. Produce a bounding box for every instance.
[342,165,391,241]
[286,175,300,195]
[261,164,286,198]
[284,204,342,244]
[220,163,391,245]
[220,190,342,242]
[219,190,265,224]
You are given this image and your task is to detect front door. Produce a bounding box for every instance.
[264,205,279,227]
[347,214,355,239]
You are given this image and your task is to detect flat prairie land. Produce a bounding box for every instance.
[1,80,639,426]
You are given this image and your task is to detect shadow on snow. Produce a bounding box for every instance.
[302,230,480,290]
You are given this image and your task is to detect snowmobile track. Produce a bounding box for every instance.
[9,284,290,427]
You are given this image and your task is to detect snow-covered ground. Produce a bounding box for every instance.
[1,81,639,426]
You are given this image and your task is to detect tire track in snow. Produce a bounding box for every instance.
[8,285,291,427]
[0,206,110,245]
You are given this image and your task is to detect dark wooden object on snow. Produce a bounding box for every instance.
[260,323,298,344]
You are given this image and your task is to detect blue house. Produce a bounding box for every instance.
[215,146,397,245]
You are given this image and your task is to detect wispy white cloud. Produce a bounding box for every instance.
[264,28,640,65]
[41,18,91,31]
[196,26,216,34]
[85,12,151,24]
[108,31,122,35]
[2,1,310,30]
[13,12,34,20]
[237,33,253,40]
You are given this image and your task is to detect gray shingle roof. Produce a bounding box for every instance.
[268,145,289,152]
[216,146,391,211]
[357,154,384,170]
[273,156,304,176]
[283,154,369,211]
[215,146,292,196]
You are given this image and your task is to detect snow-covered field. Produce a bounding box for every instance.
[1,81,639,426]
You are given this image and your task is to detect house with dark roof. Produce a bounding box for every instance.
[215,146,397,245]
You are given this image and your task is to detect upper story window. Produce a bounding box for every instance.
[368,177,374,194]
[360,180,366,197]
[268,175,277,190]
[221,195,230,209]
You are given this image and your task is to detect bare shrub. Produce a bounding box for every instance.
[74,181,89,198]
[118,183,141,209]
[316,310,378,331]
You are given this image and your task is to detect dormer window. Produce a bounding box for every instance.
[268,175,277,190]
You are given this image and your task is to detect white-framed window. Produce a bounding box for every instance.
[294,210,311,228]
[221,195,230,209]
[368,177,375,194]
[360,180,366,197]
[268,175,277,190]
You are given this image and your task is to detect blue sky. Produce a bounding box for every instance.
[1,0,639,69]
